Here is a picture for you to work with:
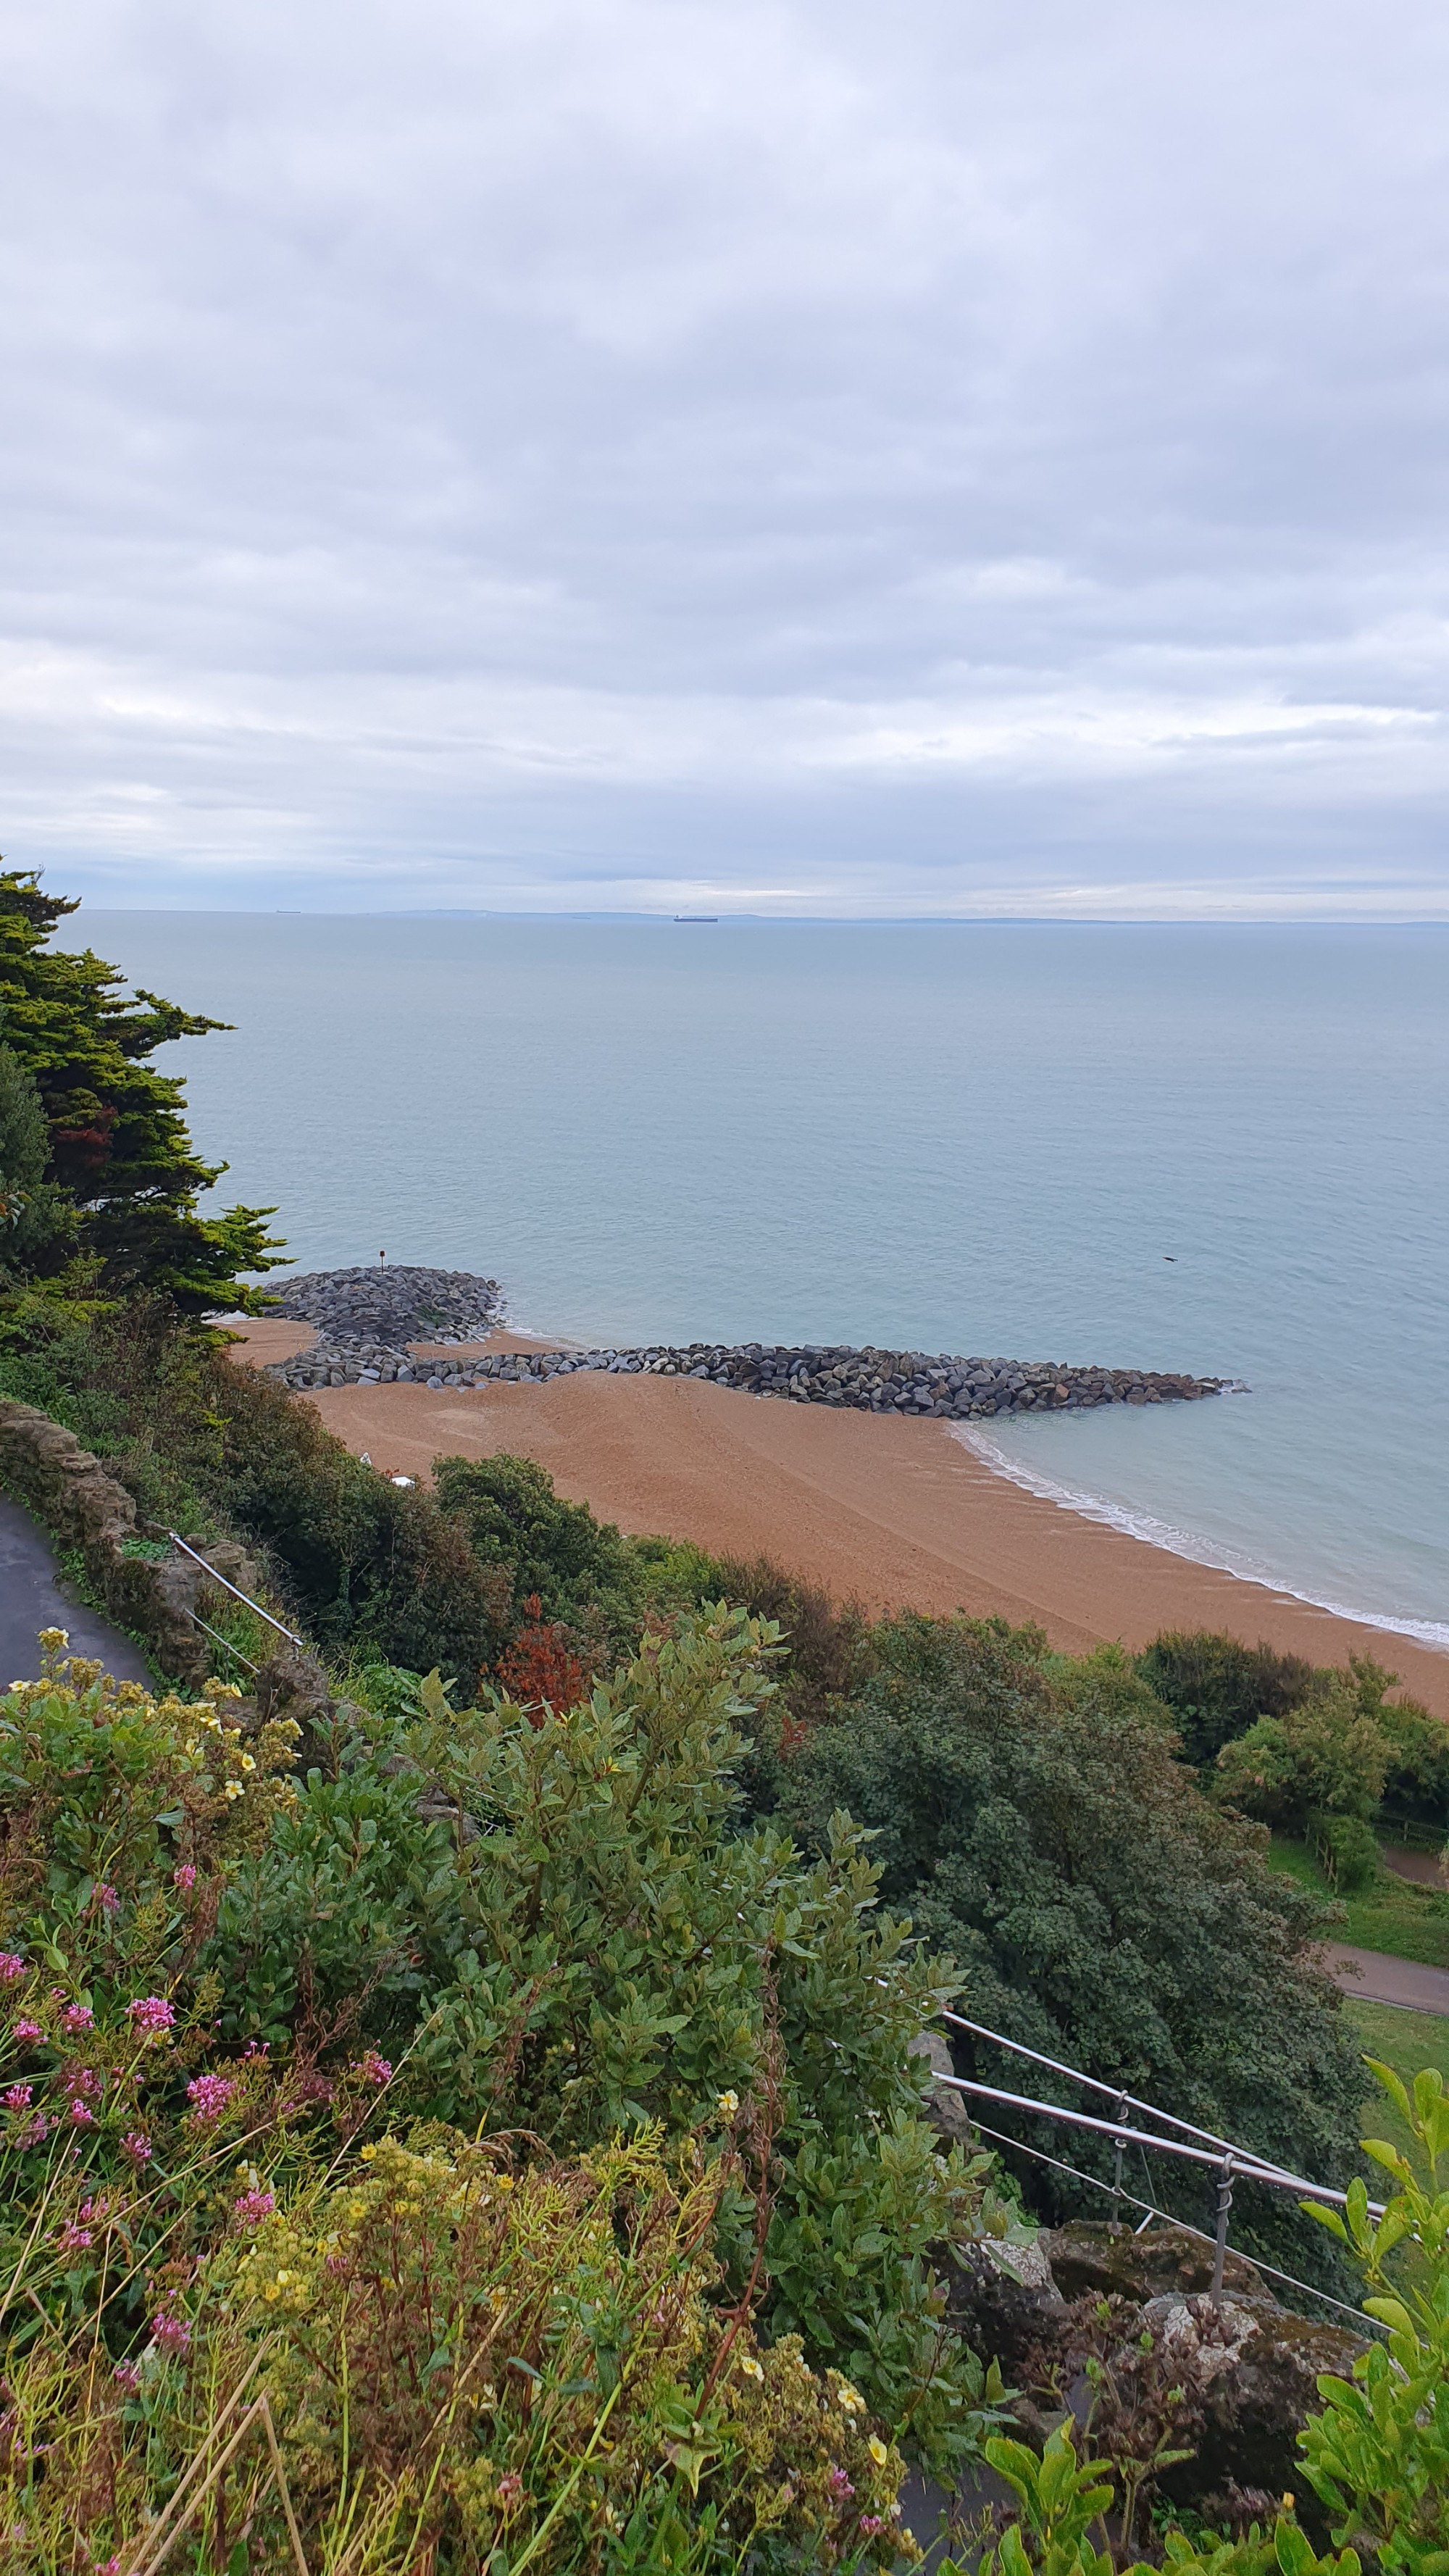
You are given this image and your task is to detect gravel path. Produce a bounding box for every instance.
[0,1493,154,1687]
[1326,1942,1449,2018]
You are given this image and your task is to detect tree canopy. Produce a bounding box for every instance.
[0,867,283,1309]
[779,1612,1367,2275]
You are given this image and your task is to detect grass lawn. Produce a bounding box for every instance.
[1342,1997,1449,2169]
[1268,1835,1449,1970]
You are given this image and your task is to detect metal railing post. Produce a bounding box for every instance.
[1211,2155,1235,2305]
[1111,2090,1129,2214]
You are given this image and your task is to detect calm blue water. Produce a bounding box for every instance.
[68,915,1449,1643]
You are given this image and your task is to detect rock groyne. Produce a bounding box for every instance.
[270,1322,1235,1423]
[266,1264,504,1348]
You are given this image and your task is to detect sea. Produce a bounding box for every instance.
[66,914,1449,1648]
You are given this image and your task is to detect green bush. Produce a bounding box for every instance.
[1214,1677,1392,1835]
[433,1448,648,1659]
[779,1613,1367,2278]
[1135,1628,1317,1764]
[0,1617,1009,2477]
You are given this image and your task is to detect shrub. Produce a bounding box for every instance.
[1214,1677,1392,1835]
[0,1617,1010,2475]
[1135,1630,1316,1764]
[433,1449,648,1664]
[779,1613,1367,2278]
[0,2094,917,2572]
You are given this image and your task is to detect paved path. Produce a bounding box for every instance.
[0,1492,154,1686]
[1326,1942,1449,2017]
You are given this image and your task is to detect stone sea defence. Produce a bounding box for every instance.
[264,1272,1235,1420]
[270,1264,504,1346]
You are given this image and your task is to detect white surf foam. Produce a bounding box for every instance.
[948,1425,1449,1654]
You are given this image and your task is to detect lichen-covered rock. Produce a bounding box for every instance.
[940,2233,1067,2377]
[947,2221,1366,2528]
[1140,2290,1366,2514]
[909,2028,977,2150]
[1042,2219,1266,2304]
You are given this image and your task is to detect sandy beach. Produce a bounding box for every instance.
[229,1320,1449,1717]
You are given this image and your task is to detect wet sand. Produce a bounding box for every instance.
[225,1320,1449,1716]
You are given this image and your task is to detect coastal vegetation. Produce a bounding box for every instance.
[1,873,1447,2563]
[0,869,283,1310]
[0,1626,1444,2572]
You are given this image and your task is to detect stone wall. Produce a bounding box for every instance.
[0,1398,263,1685]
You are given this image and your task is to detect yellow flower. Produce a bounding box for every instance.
[715,2090,740,2116]
[869,2437,888,2467]
[739,2354,764,2382]
[239,1754,256,1772]
[359,2145,376,2161]
[496,2172,515,2191]
[224,1780,244,1801]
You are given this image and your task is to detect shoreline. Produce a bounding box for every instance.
[228,1319,1449,1716]
[952,1424,1449,1656]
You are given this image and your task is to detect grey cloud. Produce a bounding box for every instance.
[1,0,1447,911]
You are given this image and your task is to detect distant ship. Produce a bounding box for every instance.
[674,914,719,923]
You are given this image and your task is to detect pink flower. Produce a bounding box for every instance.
[12,2017,41,2041]
[172,1863,197,1891]
[14,2112,49,2148]
[243,2038,269,2059]
[3,2084,32,2111]
[858,2517,885,2538]
[62,2002,93,2035]
[232,2188,275,2227]
[828,2469,855,2498]
[496,2473,525,2509]
[57,2222,93,2254]
[94,2557,122,2574]
[120,2130,152,2165]
[185,2072,235,2123]
[0,1953,25,1982]
[126,1996,175,2038]
[65,2064,101,2099]
[112,2359,141,2392]
[70,2101,95,2125]
[96,1885,120,1914]
[151,2309,191,2356]
[354,2051,391,2086]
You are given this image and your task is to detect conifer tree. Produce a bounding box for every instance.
[0,867,284,1309]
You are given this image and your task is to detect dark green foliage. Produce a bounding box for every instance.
[1135,1627,1316,1763]
[709,1552,874,1734]
[432,1449,647,1656]
[206,1359,506,1682]
[1307,1810,1382,1891]
[0,1295,506,1683]
[1214,1676,1390,1833]
[0,867,283,1309]
[779,1614,1367,2278]
[0,1041,74,1266]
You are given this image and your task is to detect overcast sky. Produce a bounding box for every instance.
[3,0,1448,915]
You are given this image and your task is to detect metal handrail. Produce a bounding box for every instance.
[166,1533,306,1651]
[939,2005,1306,2178]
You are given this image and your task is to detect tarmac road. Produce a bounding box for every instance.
[0,1491,154,1686]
